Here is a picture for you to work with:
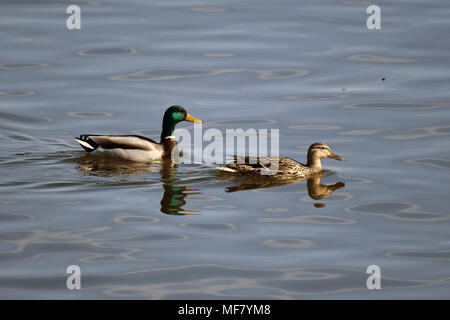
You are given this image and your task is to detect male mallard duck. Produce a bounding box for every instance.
[219,142,344,180]
[75,105,201,162]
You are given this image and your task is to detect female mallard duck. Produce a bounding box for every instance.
[219,142,344,180]
[75,105,201,162]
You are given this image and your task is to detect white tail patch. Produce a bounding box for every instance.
[76,138,94,150]
[216,166,237,173]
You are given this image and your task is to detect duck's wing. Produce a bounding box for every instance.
[221,156,281,173]
[232,155,283,167]
[75,134,160,152]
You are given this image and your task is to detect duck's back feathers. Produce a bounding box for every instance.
[220,155,303,177]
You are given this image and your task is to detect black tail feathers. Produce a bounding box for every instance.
[75,135,99,152]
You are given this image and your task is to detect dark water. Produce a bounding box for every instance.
[1,0,449,299]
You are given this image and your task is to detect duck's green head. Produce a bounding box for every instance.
[161,105,202,140]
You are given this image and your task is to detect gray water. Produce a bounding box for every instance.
[1,0,450,299]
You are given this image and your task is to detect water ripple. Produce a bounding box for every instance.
[0,90,35,96]
[180,223,237,231]
[203,53,235,57]
[288,124,341,130]
[257,215,356,225]
[345,102,450,110]
[346,201,449,222]
[67,111,114,118]
[347,54,415,63]
[0,227,142,263]
[386,249,450,261]
[78,48,137,56]
[188,7,229,13]
[110,68,309,81]
[262,238,316,249]
[383,125,450,140]
[83,265,439,298]
[0,63,48,70]
[0,111,51,124]
[113,213,159,225]
[405,158,450,170]
[283,94,350,100]
[0,212,34,222]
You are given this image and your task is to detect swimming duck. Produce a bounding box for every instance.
[75,105,201,162]
[219,142,344,179]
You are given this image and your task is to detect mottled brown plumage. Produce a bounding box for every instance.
[219,142,344,180]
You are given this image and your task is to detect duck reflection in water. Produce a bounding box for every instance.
[307,176,345,200]
[74,154,201,215]
[159,161,201,215]
[217,170,345,202]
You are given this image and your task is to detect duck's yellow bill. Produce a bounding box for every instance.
[185,113,202,123]
[329,154,345,161]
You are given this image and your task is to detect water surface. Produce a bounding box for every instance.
[0,0,449,299]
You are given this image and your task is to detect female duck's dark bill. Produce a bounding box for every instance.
[185,113,202,123]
